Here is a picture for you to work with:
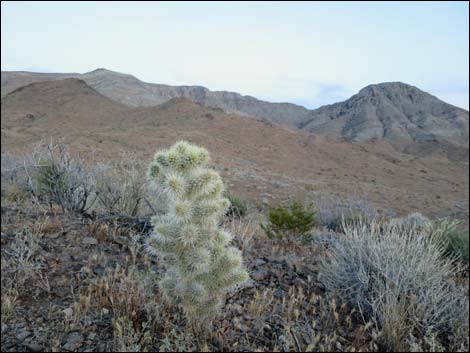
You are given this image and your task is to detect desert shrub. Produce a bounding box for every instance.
[314,194,379,232]
[445,230,469,267]
[411,217,468,267]
[388,212,432,231]
[94,152,148,217]
[319,217,469,351]
[1,226,44,296]
[261,201,316,242]
[1,152,34,200]
[225,194,248,217]
[145,141,249,328]
[387,215,468,268]
[29,140,96,214]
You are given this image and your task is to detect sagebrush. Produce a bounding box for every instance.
[319,217,469,351]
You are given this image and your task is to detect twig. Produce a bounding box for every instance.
[144,197,157,216]
[290,326,301,352]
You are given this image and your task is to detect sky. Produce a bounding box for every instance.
[1,1,469,109]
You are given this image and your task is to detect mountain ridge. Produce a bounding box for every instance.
[1,69,468,152]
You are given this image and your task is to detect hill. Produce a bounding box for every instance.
[2,70,468,158]
[1,78,468,219]
[300,82,469,157]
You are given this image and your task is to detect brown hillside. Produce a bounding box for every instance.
[1,79,468,221]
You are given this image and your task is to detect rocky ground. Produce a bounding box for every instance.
[1,203,381,352]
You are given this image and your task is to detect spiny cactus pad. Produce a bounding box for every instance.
[146,141,249,323]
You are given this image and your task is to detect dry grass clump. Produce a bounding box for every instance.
[1,152,33,195]
[223,215,257,255]
[63,237,158,351]
[27,139,97,214]
[94,151,150,218]
[1,220,51,326]
[1,152,35,209]
[319,217,469,351]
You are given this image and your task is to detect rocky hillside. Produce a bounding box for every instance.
[1,69,313,126]
[1,78,468,219]
[1,70,469,154]
[300,82,469,149]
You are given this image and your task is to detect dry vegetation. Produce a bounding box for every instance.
[1,141,469,352]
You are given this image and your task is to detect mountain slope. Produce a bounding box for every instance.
[1,70,469,154]
[1,69,313,126]
[1,71,78,96]
[300,82,469,150]
[2,78,130,128]
[1,78,468,220]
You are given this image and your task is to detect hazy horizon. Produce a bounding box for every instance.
[2,1,469,109]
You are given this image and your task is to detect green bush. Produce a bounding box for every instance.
[225,194,248,217]
[445,230,469,267]
[261,201,316,242]
[36,162,68,199]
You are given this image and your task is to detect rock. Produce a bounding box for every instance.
[62,332,83,351]
[63,307,73,319]
[58,252,72,263]
[93,266,105,276]
[231,304,243,315]
[82,237,98,245]
[25,342,43,352]
[16,329,32,342]
[251,269,268,282]
[273,288,286,298]
[253,259,266,266]
[243,280,255,289]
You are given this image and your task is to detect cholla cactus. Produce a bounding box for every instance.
[146,141,249,324]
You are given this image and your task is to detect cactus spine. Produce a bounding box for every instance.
[146,141,249,324]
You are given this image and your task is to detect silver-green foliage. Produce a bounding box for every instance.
[146,141,249,323]
[319,216,468,351]
[31,140,96,214]
[95,152,147,217]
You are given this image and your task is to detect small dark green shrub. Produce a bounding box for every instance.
[261,201,316,241]
[35,162,68,199]
[445,230,469,267]
[225,194,248,217]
